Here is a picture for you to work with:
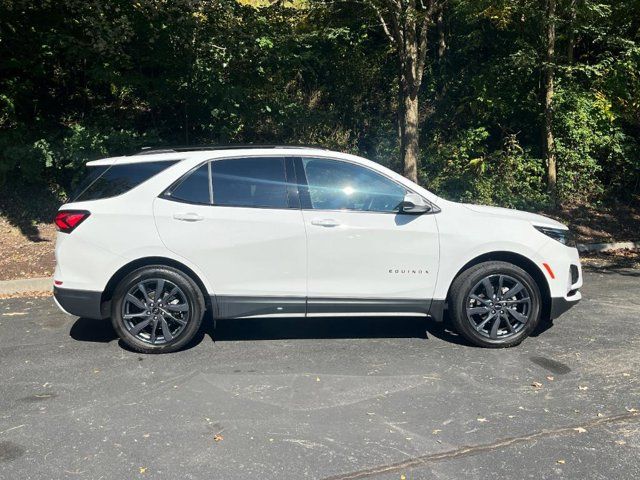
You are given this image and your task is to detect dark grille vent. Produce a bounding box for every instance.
[570,265,579,284]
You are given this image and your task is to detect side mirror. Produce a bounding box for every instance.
[400,193,431,214]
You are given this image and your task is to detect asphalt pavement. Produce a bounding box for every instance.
[1,269,639,479]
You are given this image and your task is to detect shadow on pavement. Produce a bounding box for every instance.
[206,315,474,346]
[69,313,556,350]
[69,317,118,343]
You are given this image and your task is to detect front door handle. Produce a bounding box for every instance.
[311,218,340,227]
[173,212,204,222]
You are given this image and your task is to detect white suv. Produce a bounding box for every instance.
[53,146,582,353]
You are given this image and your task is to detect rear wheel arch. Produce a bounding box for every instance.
[101,257,212,313]
[445,251,551,320]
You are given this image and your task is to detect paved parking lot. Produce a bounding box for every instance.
[1,269,639,479]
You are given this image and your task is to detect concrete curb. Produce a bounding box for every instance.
[0,277,52,295]
[577,241,640,253]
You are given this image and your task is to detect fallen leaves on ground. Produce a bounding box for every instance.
[0,218,57,281]
[0,290,52,300]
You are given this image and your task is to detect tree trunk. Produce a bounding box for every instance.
[567,0,577,63]
[436,4,447,101]
[544,0,557,203]
[372,0,439,184]
[437,7,446,60]
[397,61,406,168]
[403,91,420,182]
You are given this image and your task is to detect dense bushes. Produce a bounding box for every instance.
[0,0,638,208]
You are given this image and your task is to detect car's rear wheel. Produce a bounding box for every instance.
[111,266,205,353]
[449,261,541,348]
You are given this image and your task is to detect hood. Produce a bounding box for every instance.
[462,204,567,229]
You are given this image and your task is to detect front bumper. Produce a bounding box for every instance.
[53,286,106,319]
[549,291,581,319]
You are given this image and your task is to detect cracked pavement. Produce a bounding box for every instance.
[0,269,639,479]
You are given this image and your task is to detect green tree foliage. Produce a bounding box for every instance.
[0,0,638,208]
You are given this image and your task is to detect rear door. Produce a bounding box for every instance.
[296,157,440,316]
[153,156,307,318]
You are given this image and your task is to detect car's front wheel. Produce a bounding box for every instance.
[449,261,541,348]
[111,266,205,353]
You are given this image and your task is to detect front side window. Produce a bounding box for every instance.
[301,158,406,212]
[74,160,178,202]
[211,157,289,209]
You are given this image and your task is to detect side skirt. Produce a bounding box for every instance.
[212,295,436,319]
[307,297,431,316]
[214,296,305,319]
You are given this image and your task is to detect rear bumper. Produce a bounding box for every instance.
[53,286,106,319]
[549,291,581,319]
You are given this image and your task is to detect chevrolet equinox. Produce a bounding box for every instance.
[53,146,582,353]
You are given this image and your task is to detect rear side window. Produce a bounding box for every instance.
[211,157,289,209]
[166,163,211,205]
[74,161,178,201]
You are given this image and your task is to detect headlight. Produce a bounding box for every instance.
[534,226,576,247]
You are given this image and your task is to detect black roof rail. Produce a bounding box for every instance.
[133,144,330,155]
[136,148,177,155]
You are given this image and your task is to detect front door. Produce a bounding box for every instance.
[295,157,440,316]
[154,156,307,318]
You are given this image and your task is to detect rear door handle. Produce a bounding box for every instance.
[311,218,340,227]
[173,212,204,222]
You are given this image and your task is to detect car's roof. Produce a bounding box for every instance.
[86,146,342,167]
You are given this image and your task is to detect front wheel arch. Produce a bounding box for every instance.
[444,251,551,321]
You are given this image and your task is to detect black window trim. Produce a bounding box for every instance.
[293,155,440,215]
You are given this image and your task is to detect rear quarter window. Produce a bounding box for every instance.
[164,162,212,205]
[73,161,178,201]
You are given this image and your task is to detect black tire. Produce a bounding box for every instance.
[111,266,205,354]
[449,261,541,348]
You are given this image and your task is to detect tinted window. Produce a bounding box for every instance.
[70,166,109,200]
[75,161,178,201]
[211,157,289,209]
[167,163,211,204]
[301,158,406,212]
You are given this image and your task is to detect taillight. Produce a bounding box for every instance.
[54,210,90,233]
